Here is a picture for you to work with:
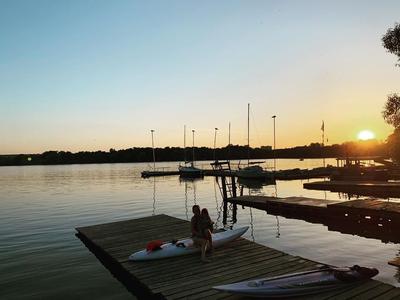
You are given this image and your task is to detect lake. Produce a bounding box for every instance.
[1,159,399,299]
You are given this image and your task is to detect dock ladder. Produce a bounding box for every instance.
[211,160,239,224]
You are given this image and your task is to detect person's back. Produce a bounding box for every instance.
[191,214,204,238]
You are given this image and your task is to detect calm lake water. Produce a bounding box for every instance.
[1,159,400,299]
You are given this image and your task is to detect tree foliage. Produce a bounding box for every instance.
[0,142,388,166]
[382,23,400,65]
[383,93,400,129]
[386,129,400,163]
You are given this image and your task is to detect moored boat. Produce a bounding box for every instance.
[213,265,378,298]
[179,163,203,177]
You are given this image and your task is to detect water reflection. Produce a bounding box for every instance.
[237,177,276,191]
[275,215,281,238]
[249,207,255,242]
[179,176,199,205]
[214,179,223,229]
[152,177,156,216]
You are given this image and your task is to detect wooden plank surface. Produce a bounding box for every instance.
[76,214,399,300]
[329,199,400,213]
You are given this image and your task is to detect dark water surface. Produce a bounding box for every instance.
[1,159,399,299]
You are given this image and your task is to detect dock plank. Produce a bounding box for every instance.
[76,214,399,300]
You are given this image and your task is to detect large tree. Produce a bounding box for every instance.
[383,93,400,128]
[383,94,400,162]
[382,23,400,66]
[382,24,400,162]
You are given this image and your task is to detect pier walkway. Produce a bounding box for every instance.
[76,214,400,299]
[228,196,400,243]
[304,180,400,197]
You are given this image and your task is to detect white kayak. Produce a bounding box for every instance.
[213,265,378,298]
[129,226,248,261]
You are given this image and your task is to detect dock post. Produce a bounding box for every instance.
[223,198,228,225]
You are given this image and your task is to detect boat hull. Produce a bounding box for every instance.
[213,266,378,298]
[179,166,203,178]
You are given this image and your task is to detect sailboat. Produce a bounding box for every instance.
[179,127,203,178]
[236,104,274,180]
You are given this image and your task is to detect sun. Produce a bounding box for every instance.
[357,130,375,141]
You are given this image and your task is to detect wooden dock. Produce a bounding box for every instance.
[229,196,340,223]
[304,180,400,197]
[228,196,400,243]
[141,170,181,178]
[76,214,400,299]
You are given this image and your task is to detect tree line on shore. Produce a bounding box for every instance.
[0,140,387,166]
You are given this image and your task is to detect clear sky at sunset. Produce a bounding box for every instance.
[1,0,400,154]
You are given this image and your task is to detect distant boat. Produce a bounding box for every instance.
[179,163,203,177]
[237,165,265,179]
[141,130,157,178]
[179,126,202,178]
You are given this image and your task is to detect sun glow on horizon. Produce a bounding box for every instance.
[357,130,375,141]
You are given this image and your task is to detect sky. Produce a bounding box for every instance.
[1,0,400,154]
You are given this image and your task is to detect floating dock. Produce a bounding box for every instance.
[141,170,180,178]
[228,196,339,223]
[328,199,400,221]
[304,180,400,197]
[76,214,400,299]
[228,196,400,243]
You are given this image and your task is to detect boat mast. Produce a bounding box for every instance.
[228,121,231,161]
[151,129,155,171]
[192,129,195,166]
[247,103,250,166]
[228,122,231,145]
[183,125,186,163]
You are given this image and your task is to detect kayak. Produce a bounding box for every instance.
[213,265,378,298]
[129,226,248,261]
